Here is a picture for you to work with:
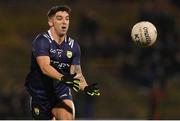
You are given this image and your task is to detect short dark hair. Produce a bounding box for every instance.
[47,5,71,18]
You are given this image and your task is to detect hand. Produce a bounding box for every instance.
[61,73,80,92]
[84,83,100,96]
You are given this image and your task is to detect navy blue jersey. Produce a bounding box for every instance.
[25,30,81,100]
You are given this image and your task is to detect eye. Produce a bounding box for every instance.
[65,16,69,21]
[56,16,62,21]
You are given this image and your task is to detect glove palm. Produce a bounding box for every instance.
[61,73,80,92]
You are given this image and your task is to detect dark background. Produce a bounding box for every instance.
[0,0,180,119]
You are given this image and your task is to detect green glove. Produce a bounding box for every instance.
[84,83,100,96]
[61,73,80,92]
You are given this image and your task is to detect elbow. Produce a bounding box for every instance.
[41,69,47,75]
[40,65,49,76]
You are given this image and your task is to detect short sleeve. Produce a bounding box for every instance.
[32,35,50,57]
[72,42,81,65]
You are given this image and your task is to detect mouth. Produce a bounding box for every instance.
[61,26,66,30]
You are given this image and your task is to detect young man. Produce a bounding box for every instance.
[25,5,100,120]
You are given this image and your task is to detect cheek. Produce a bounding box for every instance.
[66,22,70,28]
[54,22,62,28]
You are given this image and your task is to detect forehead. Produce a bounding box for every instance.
[55,11,69,17]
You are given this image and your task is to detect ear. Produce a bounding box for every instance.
[48,18,53,27]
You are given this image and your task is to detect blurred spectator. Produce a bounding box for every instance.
[77,10,100,57]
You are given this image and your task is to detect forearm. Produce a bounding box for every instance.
[75,74,88,91]
[40,64,63,81]
[70,65,88,91]
[36,56,63,81]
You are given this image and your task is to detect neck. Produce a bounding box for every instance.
[49,28,65,44]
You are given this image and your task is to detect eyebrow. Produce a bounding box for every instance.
[56,15,69,18]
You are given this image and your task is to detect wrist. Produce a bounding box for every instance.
[84,85,88,92]
[81,82,88,91]
[59,74,63,81]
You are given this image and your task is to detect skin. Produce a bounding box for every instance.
[36,11,88,120]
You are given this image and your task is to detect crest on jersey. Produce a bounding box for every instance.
[34,107,39,115]
[66,51,72,58]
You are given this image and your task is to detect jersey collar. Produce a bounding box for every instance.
[48,30,54,41]
[48,29,68,43]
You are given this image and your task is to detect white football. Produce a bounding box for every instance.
[131,21,157,47]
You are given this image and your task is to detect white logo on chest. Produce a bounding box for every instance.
[57,49,63,57]
[50,49,63,57]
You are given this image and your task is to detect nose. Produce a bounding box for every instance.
[62,18,67,24]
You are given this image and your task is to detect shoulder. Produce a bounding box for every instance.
[33,32,52,44]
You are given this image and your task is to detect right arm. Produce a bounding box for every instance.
[36,55,80,92]
[36,56,63,81]
[32,35,63,81]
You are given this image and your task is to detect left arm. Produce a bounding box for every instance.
[70,42,100,96]
[70,65,88,91]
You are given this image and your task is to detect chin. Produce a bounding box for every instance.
[59,33,66,37]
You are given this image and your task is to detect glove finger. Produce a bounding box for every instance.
[73,84,80,92]
[87,92,94,96]
[73,79,80,84]
[65,81,73,84]
[74,83,80,89]
[73,87,79,92]
[94,91,100,96]
[94,89,100,92]
[73,81,80,86]
[74,82,80,90]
